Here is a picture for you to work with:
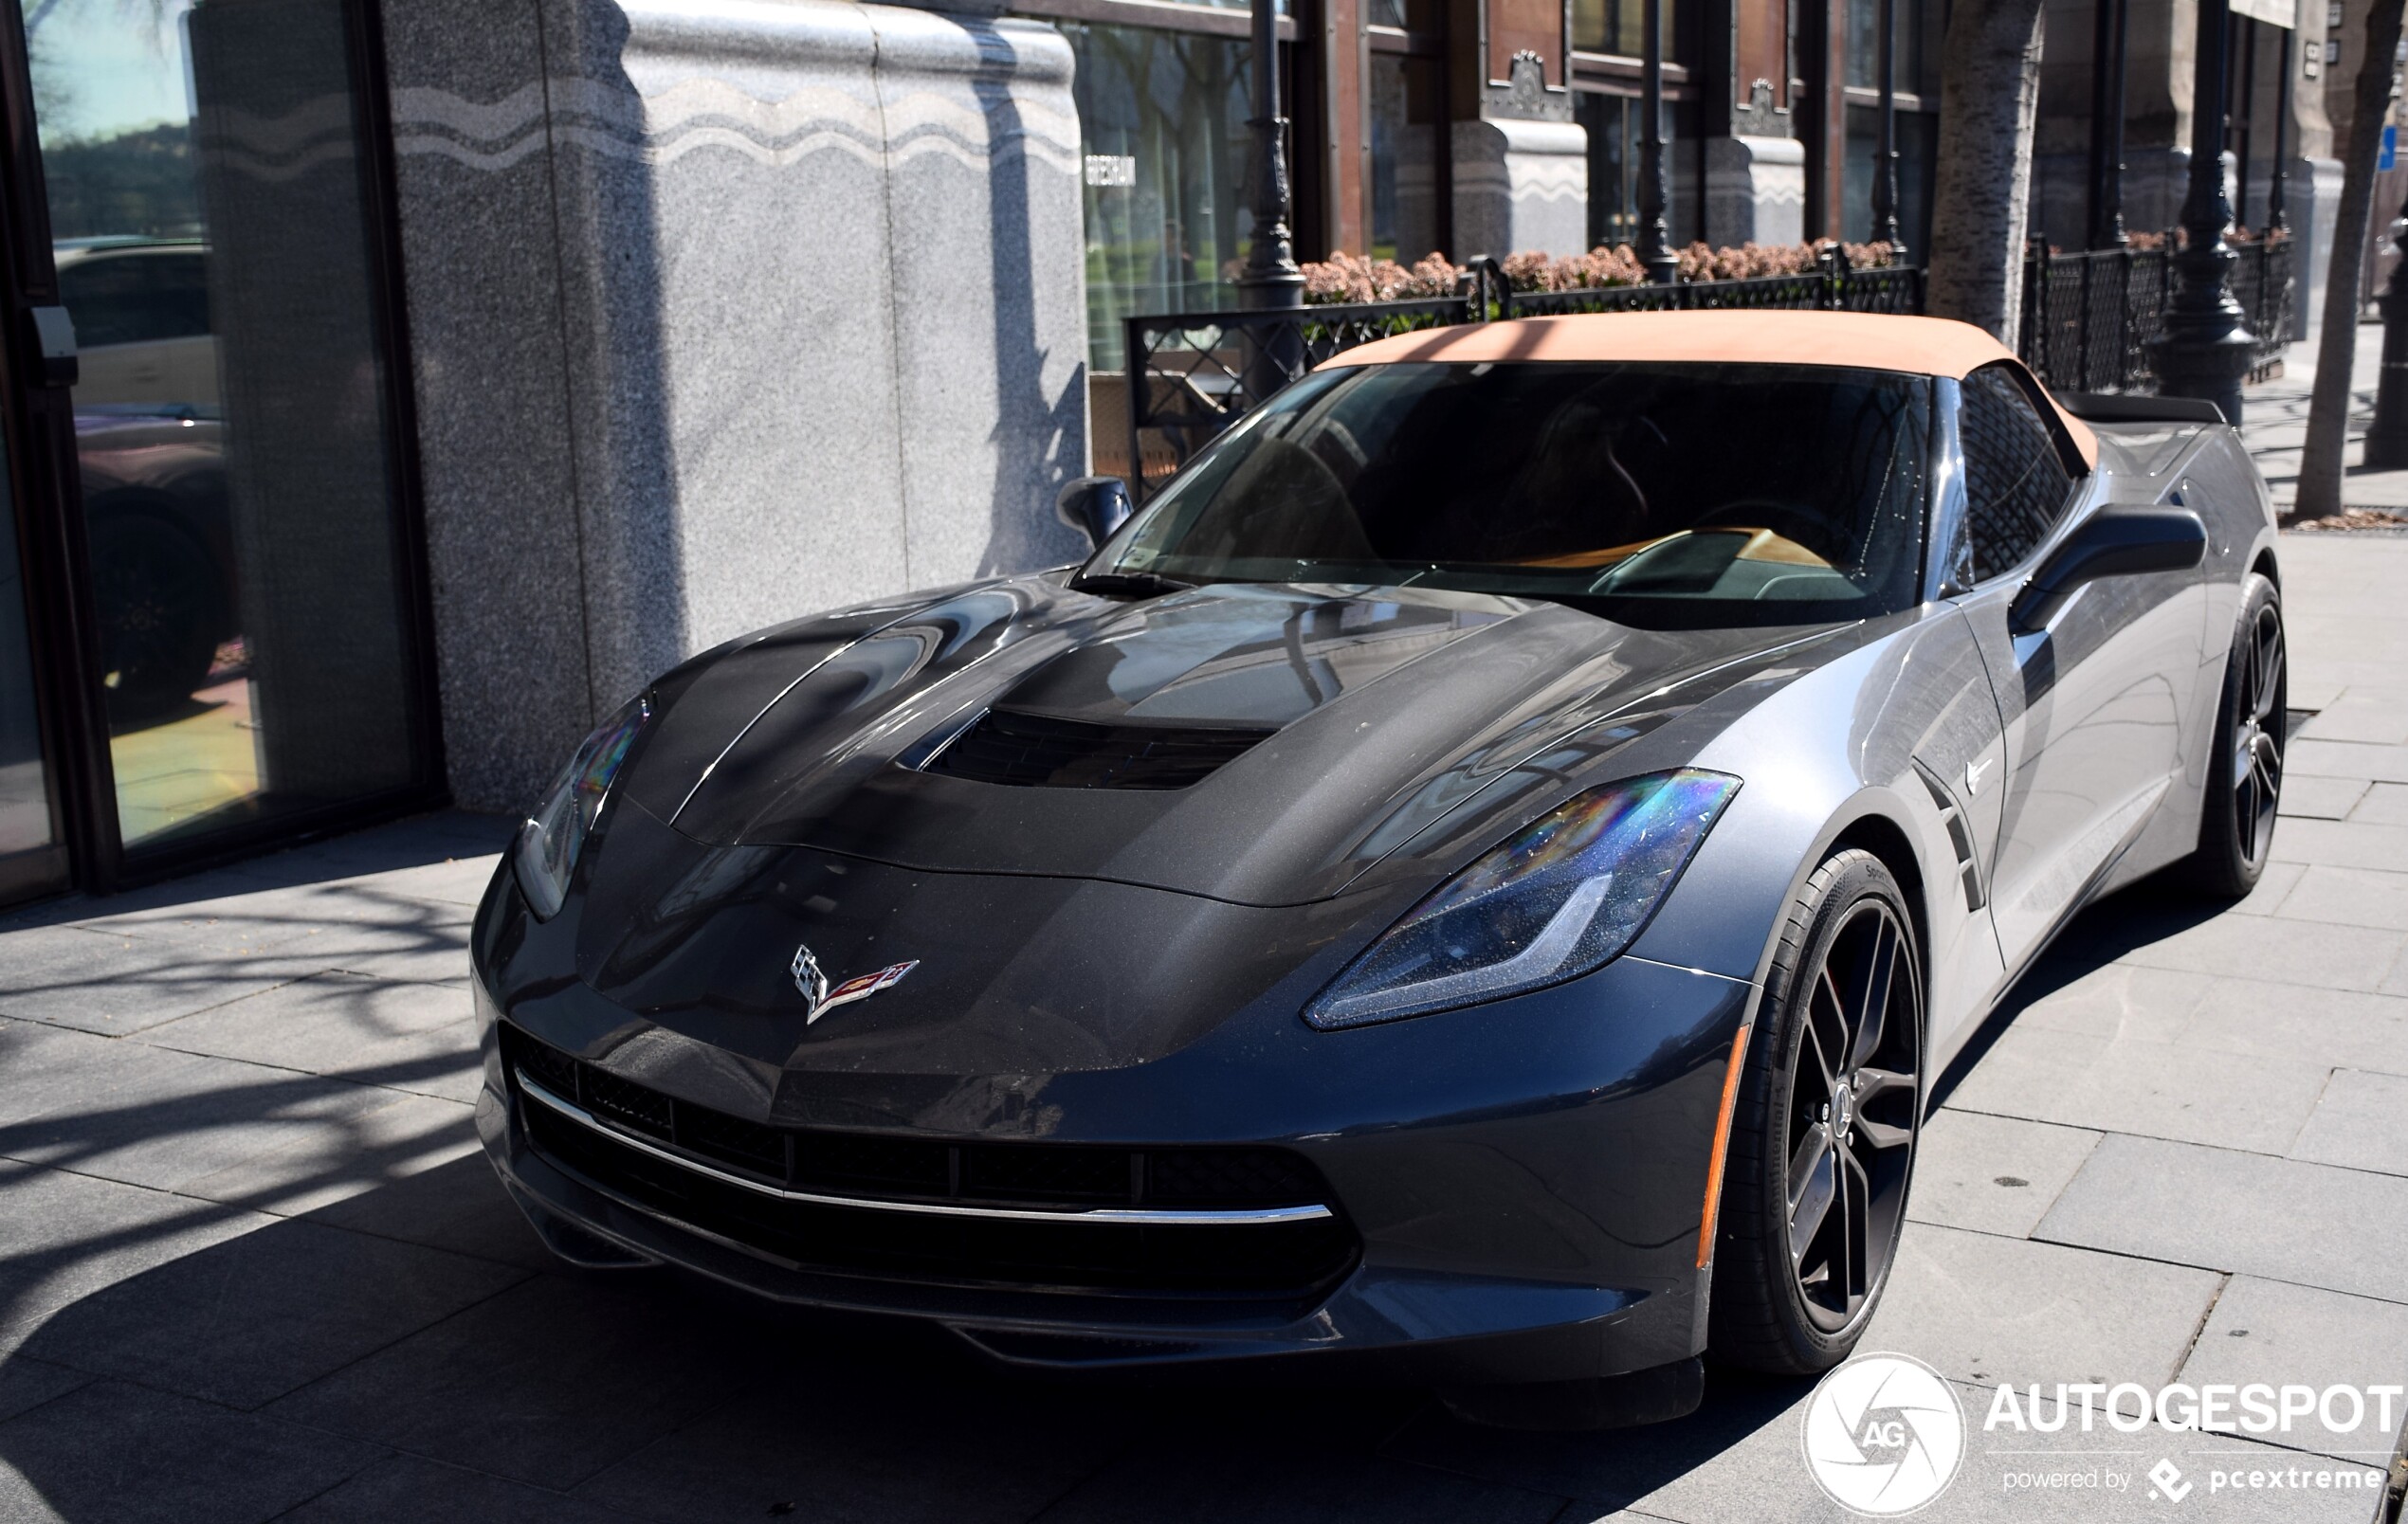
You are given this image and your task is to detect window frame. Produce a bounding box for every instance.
[1948,359,2092,592]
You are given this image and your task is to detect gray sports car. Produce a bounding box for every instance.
[469,311,2284,1428]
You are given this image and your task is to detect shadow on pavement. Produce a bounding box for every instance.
[0,814,2248,1522]
[1930,872,2224,1110]
[0,1103,1819,1521]
[0,809,516,935]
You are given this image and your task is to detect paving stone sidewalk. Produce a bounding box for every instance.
[3,448,2406,1521]
[2243,318,2408,516]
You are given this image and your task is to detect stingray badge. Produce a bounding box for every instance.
[791,945,919,1025]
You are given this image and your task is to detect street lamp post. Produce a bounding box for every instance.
[2363,191,2408,466]
[1635,0,1678,283]
[1873,0,1905,256]
[2087,0,2129,246]
[2268,26,2290,233]
[2149,0,2254,424]
[1234,0,1304,310]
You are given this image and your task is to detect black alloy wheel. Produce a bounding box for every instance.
[2186,572,2286,898]
[1782,896,1920,1331]
[2229,597,2285,873]
[1709,847,1924,1373]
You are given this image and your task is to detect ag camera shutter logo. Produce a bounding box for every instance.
[1800,1352,1966,1515]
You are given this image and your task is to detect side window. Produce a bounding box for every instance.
[155,254,213,339]
[1960,364,2076,581]
[58,251,210,348]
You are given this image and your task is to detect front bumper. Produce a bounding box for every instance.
[474,935,1755,1386]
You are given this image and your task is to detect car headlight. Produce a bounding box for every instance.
[515,693,650,919]
[1304,769,1741,1030]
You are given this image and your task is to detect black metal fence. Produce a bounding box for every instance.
[1121,259,1924,499]
[1119,241,2289,499]
[1119,294,1478,497]
[2233,239,2295,385]
[2016,236,2293,394]
[1501,263,1924,318]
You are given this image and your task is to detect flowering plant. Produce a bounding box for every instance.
[1298,238,1896,303]
[1300,249,1467,302]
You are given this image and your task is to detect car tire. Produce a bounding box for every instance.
[85,509,226,727]
[2181,572,2286,898]
[1707,847,1924,1376]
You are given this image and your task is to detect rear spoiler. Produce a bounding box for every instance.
[2055,391,2229,426]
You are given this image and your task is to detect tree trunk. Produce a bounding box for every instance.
[2297,0,2408,518]
[1927,0,2049,341]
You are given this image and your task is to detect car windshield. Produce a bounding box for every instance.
[1087,360,1933,628]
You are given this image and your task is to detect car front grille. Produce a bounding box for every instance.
[925,708,1274,789]
[501,1025,1356,1297]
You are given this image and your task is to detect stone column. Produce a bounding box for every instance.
[2288,155,2346,336]
[381,0,1089,809]
[1450,49,1588,258]
[1451,116,1591,256]
[1702,133,1807,245]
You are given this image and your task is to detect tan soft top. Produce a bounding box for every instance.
[1321,309,2097,465]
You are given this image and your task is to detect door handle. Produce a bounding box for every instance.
[25,305,77,388]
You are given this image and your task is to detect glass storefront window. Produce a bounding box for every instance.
[1845,0,1943,93]
[1367,54,1443,263]
[1574,0,1678,57]
[1063,21,1255,372]
[1579,91,1696,248]
[27,0,429,854]
[1841,103,1934,252]
[1580,93,1634,248]
[0,432,56,877]
[1364,0,1446,31]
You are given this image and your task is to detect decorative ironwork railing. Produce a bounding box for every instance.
[1119,294,1479,497]
[2232,238,2295,385]
[1121,257,1924,499]
[1119,241,2291,499]
[2017,236,2293,395]
[1501,263,1923,318]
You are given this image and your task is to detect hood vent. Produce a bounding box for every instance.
[926,708,1275,790]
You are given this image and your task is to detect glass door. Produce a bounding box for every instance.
[0,408,65,903]
[16,0,438,871]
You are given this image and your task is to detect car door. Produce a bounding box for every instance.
[59,247,215,409]
[1943,363,2202,976]
[153,250,220,408]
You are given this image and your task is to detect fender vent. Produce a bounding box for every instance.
[924,708,1274,789]
[1912,758,1986,912]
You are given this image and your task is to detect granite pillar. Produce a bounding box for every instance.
[381,0,1088,809]
[1702,136,1806,246]
[2284,155,2345,338]
[1451,118,1590,257]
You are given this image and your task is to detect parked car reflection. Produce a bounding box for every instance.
[75,407,232,727]
[56,238,216,409]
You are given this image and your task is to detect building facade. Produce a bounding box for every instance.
[2028,0,2337,337]
[0,0,2340,912]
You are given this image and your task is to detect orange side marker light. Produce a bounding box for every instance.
[1696,1025,1752,1269]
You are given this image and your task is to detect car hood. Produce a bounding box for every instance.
[614,572,1853,912]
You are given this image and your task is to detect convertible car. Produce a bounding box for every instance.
[469,311,2283,1427]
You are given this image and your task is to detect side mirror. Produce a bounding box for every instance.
[1056,475,1133,551]
[2010,507,2206,632]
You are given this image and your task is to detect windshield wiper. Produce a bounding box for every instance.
[1067,570,1197,598]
